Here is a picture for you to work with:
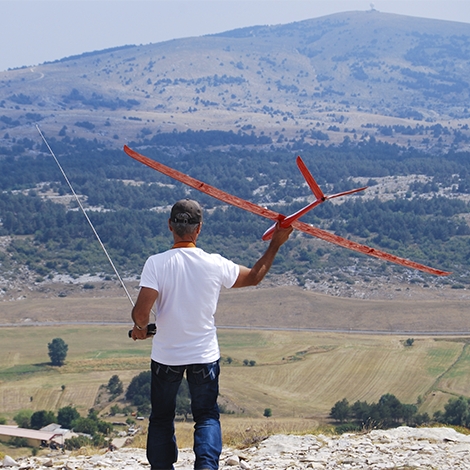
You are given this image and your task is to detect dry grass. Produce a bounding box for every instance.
[131,416,328,450]
[1,324,469,424]
[218,331,465,417]
[220,417,326,448]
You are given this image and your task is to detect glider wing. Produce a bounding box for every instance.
[124,145,451,276]
[291,219,449,276]
[124,145,281,221]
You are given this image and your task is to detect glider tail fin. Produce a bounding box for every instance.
[296,155,367,200]
[296,156,325,201]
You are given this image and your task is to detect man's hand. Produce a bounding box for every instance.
[131,325,151,341]
[131,287,158,340]
[270,222,294,248]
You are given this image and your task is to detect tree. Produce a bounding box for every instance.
[126,371,151,407]
[377,393,404,426]
[402,403,418,424]
[107,375,123,397]
[72,417,98,435]
[87,408,99,421]
[413,412,430,426]
[442,396,470,427]
[58,406,80,428]
[263,408,272,418]
[330,398,351,423]
[48,338,68,366]
[351,400,374,426]
[109,405,121,416]
[14,409,33,428]
[30,410,56,430]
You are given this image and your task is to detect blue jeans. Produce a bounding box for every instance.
[147,359,222,470]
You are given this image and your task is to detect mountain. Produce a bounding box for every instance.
[1,10,470,152]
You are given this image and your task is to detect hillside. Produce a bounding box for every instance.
[1,10,470,151]
[0,11,469,299]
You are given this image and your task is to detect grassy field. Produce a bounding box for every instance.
[1,285,469,453]
[0,325,151,418]
[0,324,468,425]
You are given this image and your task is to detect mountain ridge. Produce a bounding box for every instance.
[1,10,470,152]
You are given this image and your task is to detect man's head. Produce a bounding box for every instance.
[169,199,203,238]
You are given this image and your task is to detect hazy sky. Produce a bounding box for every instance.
[1,0,469,72]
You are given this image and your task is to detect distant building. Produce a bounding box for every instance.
[40,423,75,446]
[0,424,74,448]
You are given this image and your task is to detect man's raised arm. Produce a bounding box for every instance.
[232,224,293,288]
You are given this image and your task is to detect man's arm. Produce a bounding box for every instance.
[232,223,293,288]
[131,286,158,340]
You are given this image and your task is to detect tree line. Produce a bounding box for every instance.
[330,394,470,434]
[1,186,467,282]
[0,136,469,283]
[2,135,470,193]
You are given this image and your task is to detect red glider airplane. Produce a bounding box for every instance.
[124,145,450,277]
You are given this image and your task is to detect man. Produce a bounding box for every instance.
[131,198,292,470]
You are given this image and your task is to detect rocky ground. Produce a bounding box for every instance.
[1,264,468,305]
[3,427,470,469]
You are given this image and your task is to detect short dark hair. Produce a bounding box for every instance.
[170,220,200,238]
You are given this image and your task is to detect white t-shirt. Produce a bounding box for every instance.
[139,247,240,365]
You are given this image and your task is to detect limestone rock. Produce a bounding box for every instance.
[6,427,470,469]
[3,455,19,467]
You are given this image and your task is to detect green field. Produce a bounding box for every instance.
[0,325,468,424]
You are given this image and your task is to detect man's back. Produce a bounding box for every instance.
[140,247,239,365]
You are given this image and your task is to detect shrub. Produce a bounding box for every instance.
[335,423,361,434]
[9,437,28,447]
[64,435,93,450]
[75,121,95,130]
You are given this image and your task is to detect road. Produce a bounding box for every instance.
[1,321,470,336]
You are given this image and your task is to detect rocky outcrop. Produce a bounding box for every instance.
[3,427,470,469]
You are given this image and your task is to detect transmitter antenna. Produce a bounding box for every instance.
[36,125,135,307]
